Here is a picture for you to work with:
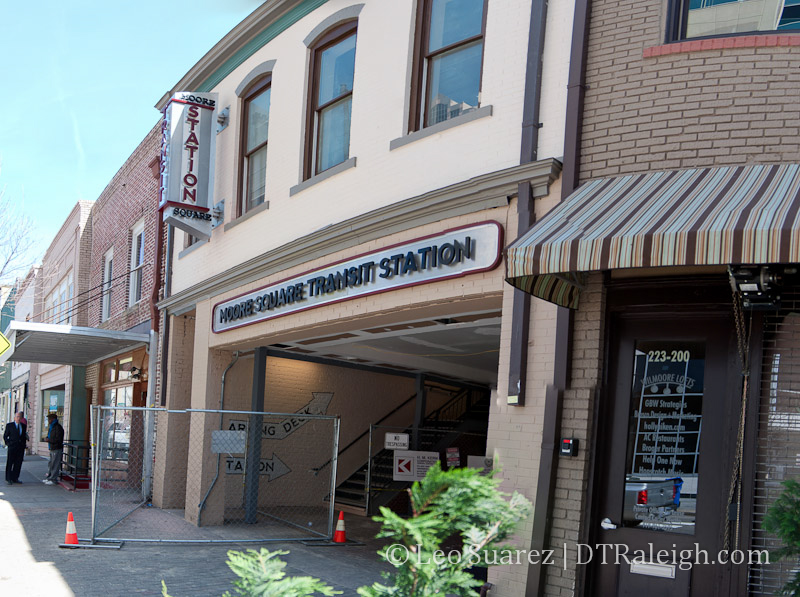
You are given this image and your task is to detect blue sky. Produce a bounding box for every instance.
[0,1,261,262]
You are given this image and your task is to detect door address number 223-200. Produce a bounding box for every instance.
[647,350,690,363]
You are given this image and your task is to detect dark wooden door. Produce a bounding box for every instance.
[591,314,736,596]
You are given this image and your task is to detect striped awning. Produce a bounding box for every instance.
[506,163,800,309]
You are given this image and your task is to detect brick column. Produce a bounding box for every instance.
[152,313,195,508]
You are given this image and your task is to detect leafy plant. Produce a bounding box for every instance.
[161,548,341,597]
[763,478,800,596]
[358,461,532,597]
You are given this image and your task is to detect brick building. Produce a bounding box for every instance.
[1,0,796,594]
[5,267,39,444]
[148,1,573,594]
[506,0,800,594]
[84,124,161,461]
[29,201,93,456]
[0,128,161,484]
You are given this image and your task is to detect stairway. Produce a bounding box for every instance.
[332,388,490,514]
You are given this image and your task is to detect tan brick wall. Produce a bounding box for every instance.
[153,313,195,509]
[488,191,561,595]
[542,273,605,596]
[580,0,800,181]
[488,269,605,597]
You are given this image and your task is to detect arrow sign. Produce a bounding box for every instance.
[225,453,291,481]
[264,453,290,482]
[227,392,334,440]
[0,332,10,357]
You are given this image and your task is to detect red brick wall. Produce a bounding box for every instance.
[88,122,161,332]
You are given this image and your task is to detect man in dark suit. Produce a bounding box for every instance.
[4,412,28,485]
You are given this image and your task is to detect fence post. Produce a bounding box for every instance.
[412,374,426,450]
[327,416,341,539]
[90,406,99,542]
[141,331,158,501]
[366,424,373,516]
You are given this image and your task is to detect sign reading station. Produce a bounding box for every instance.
[159,91,218,240]
[213,222,502,333]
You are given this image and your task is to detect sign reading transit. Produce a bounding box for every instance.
[159,92,218,240]
[213,222,503,333]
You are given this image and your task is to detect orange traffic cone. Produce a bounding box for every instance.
[64,512,79,545]
[333,511,346,543]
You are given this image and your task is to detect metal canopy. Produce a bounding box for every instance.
[0,320,150,366]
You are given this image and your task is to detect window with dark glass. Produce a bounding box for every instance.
[305,22,357,179]
[671,0,800,40]
[129,221,145,305]
[101,248,113,322]
[239,76,271,214]
[411,0,486,131]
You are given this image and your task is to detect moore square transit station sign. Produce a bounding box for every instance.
[212,222,502,333]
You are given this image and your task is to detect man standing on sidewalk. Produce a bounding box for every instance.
[43,413,64,486]
[4,412,28,485]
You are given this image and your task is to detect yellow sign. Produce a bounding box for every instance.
[0,332,10,357]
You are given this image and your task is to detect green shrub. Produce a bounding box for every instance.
[161,548,341,597]
[358,462,532,596]
[763,478,800,596]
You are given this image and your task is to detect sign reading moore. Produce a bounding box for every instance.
[158,91,218,240]
[213,222,502,333]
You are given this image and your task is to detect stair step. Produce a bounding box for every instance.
[335,494,366,507]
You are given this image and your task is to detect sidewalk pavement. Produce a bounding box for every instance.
[0,448,392,596]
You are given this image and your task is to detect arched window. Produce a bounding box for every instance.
[239,75,272,215]
[410,0,487,131]
[304,20,358,179]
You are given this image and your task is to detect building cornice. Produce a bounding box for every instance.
[155,0,328,110]
[158,158,562,315]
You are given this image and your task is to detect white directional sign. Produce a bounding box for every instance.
[393,450,439,482]
[225,453,290,481]
[385,432,410,450]
[228,392,333,440]
[211,430,246,454]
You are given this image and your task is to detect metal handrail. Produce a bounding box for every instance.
[62,440,92,491]
[311,383,468,474]
[310,391,419,474]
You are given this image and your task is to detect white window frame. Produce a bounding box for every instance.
[102,248,114,322]
[129,220,145,307]
[44,272,73,325]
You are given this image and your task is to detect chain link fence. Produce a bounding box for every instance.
[90,405,339,543]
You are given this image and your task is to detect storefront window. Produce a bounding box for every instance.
[117,357,134,382]
[101,387,132,459]
[622,341,705,534]
[103,361,116,384]
[41,387,65,442]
